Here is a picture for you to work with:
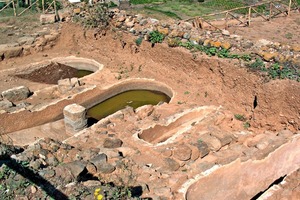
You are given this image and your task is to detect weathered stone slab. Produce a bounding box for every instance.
[1,86,31,102]
[186,135,300,200]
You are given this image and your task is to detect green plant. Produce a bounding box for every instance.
[135,37,143,46]
[184,91,190,95]
[234,114,246,121]
[249,58,265,69]
[243,121,250,129]
[285,32,293,39]
[149,31,165,44]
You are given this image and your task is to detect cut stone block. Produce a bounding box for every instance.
[63,104,87,133]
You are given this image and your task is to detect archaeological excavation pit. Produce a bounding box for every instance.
[14,56,102,84]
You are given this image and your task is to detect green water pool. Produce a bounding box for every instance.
[87,90,171,121]
[76,70,94,78]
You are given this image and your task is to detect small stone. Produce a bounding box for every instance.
[117,147,135,157]
[195,141,210,158]
[83,180,101,187]
[199,134,222,152]
[157,26,169,35]
[31,185,37,194]
[103,138,123,148]
[97,163,115,174]
[163,158,180,171]
[203,39,211,47]
[221,41,231,50]
[86,162,97,175]
[90,153,107,168]
[222,29,230,36]
[64,160,86,180]
[29,160,42,170]
[173,145,192,161]
[38,169,56,179]
[212,41,222,48]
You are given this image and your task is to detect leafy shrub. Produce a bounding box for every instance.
[149,31,165,44]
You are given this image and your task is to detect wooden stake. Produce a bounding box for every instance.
[12,0,16,16]
[248,7,251,26]
[252,7,269,21]
[18,0,37,16]
[269,2,272,19]
[42,0,45,13]
[53,0,58,21]
[0,1,12,13]
[225,12,228,29]
[288,0,292,16]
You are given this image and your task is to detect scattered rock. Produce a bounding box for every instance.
[173,144,192,161]
[40,14,56,24]
[103,138,123,148]
[64,160,86,180]
[1,86,31,102]
[163,158,180,171]
[195,140,210,158]
[0,99,13,109]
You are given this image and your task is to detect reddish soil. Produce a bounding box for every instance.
[0,21,299,133]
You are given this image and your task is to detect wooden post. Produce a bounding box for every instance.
[225,12,228,29]
[53,0,58,21]
[269,2,272,19]
[42,0,44,13]
[288,0,292,16]
[248,7,251,26]
[12,0,16,16]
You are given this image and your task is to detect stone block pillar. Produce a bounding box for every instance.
[63,104,87,133]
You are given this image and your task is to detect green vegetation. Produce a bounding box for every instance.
[234,114,246,121]
[129,0,256,19]
[248,59,299,82]
[144,6,181,19]
[135,37,143,46]
[243,121,250,129]
[178,41,251,61]
[268,63,300,81]
[149,30,165,44]
[249,58,266,70]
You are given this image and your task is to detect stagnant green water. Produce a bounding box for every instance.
[87,90,171,121]
[76,70,94,78]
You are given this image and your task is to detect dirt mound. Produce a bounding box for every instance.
[15,62,78,84]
